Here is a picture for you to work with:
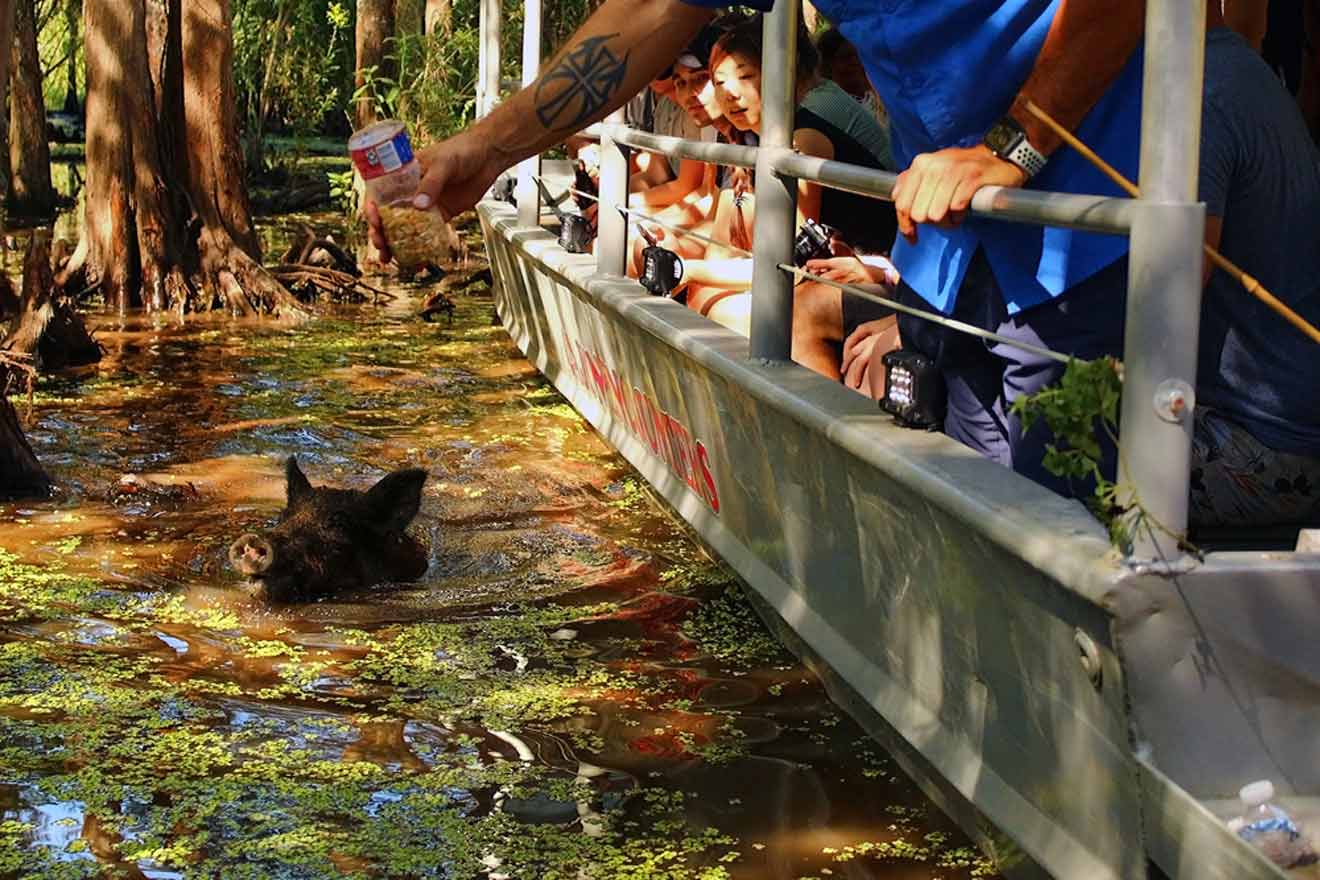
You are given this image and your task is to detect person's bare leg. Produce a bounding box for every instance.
[791,281,844,380]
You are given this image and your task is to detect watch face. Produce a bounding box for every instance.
[985,119,1024,157]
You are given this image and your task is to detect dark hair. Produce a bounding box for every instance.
[711,14,819,83]
[816,27,851,68]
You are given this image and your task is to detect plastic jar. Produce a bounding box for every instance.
[348,120,451,273]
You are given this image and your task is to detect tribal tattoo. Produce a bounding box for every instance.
[534,34,630,131]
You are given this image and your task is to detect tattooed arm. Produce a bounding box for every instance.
[367,0,712,254]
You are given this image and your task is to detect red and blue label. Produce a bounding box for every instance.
[351,129,414,180]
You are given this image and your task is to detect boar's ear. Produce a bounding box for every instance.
[363,468,427,532]
[286,456,314,507]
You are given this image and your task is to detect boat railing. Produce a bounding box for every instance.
[494,0,1208,565]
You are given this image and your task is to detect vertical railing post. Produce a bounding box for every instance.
[748,0,798,361]
[478,0,502,117]
[596,109,630,276]
[515,0,542,225]
[1118,0,1206,559]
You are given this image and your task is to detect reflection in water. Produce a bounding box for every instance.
[0,213,997,878]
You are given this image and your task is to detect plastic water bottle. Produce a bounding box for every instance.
[1227,780,1318,868]
[348,120,452,272]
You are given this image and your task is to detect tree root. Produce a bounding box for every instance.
[269,263,394,305]
[3,231,101,370]
[197,225,311,321]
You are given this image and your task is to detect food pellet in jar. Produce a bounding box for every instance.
[378,203,450,272]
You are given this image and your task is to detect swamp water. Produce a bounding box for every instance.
[0,214,998,879]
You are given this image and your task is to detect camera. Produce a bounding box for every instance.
[881,350,945,430]
[793,219,839,267]
[640,246,684,297]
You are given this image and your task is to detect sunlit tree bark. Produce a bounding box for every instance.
[355,0,395,128]
[0,0,13,209]
[65,0,302,316]
[175,0,301,315]
[9,0,58,219]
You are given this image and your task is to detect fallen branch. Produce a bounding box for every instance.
[269,263,395,304]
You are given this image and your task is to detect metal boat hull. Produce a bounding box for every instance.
[480,200,1319,880]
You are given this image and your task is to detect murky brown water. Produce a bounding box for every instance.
[0,213,998,878]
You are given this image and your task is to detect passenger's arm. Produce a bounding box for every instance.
[1012,0,1146,156]
[792,127,833,227]
[367,0,713,256]
[892,0,1145,242]
[630,158,708,210]
[679,258,755,290]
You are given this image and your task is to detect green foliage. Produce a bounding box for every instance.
[1010,357,1134,546]
[232,0,354,175]
[680,586,786,668]
[327,167,358,215]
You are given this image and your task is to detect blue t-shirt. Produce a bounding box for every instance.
[1196,29,1320,454]
[680,0,1142,315]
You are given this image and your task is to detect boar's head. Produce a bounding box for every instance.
[229,457,429,602]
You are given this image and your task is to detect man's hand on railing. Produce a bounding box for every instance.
[892,144,1027,245]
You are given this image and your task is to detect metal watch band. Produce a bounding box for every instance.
[1005,137,1048,179]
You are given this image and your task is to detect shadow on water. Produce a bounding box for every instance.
[0,212,998,878]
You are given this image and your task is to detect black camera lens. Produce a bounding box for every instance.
[793,219,839,267]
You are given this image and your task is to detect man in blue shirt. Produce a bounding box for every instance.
[367,0,1145,495]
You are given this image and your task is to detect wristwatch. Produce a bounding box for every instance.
[984,116,1048,179]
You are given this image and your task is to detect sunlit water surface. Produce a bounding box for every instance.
[0,213,999,879]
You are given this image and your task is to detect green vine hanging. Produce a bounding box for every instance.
[1010,357,1133,547]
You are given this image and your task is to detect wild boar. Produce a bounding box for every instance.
[228,456,428,602]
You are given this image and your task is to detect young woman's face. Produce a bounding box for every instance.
[671,66,721,128]
[711,50,763,132]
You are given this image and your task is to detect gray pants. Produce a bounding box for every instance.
[1190,408,1320,527]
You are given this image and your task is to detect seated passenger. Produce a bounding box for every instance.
[815,27,891,163]
[674,17,896,335]
[793,253,901,386]
[1186,11,1320,527]
[628,26,729,217]
[625,29,738,275]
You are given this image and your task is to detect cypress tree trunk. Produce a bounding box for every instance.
[8,0,57,219]
[0,0,48,500]
[0,0,12,211]
[64,0,303,317]
[355,0,396,128]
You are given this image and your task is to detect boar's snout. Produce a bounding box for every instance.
[229,533,274,577]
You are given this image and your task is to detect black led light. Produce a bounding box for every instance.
[534,177,595,254]
[881,350,945,430]
[640,246,684,297]
[558,214,594,254]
